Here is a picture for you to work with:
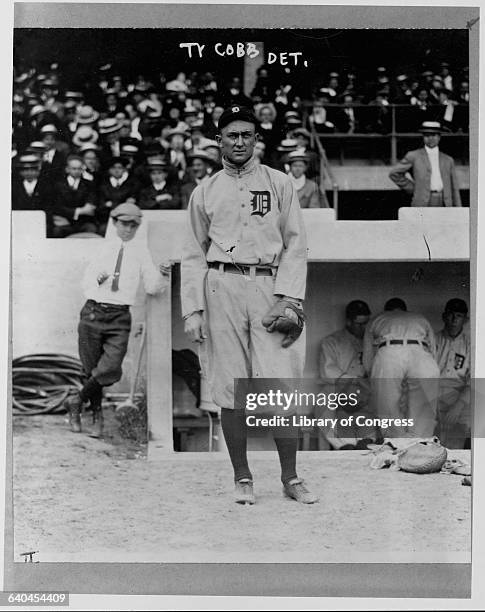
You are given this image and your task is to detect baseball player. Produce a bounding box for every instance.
[181,105,317,505]
[435,298,470,448]
[318,300,380,449]
[363,298,440,442]
[65,202,170,437]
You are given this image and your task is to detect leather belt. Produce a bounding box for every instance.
[86,299,129,311]
[378,339,428,349]
[208,262,274,276]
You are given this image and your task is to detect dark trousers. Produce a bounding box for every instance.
[78,300,131,388]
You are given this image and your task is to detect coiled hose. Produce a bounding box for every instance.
[12,354,85,416]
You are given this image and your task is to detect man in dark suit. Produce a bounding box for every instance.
[51,154,98,237]
[39,123,68,183]
[138,157,181,209]
[97,157,141,234]
[389,121,462,207]
[180,150,213,209]
[12,154,54,235]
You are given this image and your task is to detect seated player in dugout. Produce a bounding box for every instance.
[434,298,471,449]
[317,300,381,450]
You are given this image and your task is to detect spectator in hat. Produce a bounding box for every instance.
[254,103,280,154]
[317,300,380,450]
[221,76,252,108]
[367,90,392,134]
[72,125,99,150]
[440,62,454,92]
[199,138,222,173]
[306,95,336,133]
[389,121,462,207]
[434,298,470,449]
[103,89,123,117]
[429,75,444,104]
[12,154,54,233]
[275,137,298,173]
[291,128,319,179]
[410,88,434,129]
[77,105,100,128]
[167,128,189,180]
[287,151,328,208]
[435,89,459,132]
[51,154,98,237]
[39,123,68,182]
[335,93,362,134]
[138,157,181,209]
[79,144,102,185]
[180,149,213,209]
[98,118,123,166]
[202,105,224,140]
[97,157,141,234]
[62,100,80,139]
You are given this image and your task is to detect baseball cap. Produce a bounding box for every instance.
[444,298,468,315]
[110,202,143,225]
[345,300,371,319]
[218,105,258,132]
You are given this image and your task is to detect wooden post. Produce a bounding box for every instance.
[146,276,173,459]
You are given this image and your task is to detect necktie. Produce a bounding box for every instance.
[111,244,124,291]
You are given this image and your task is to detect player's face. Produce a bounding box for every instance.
[218,120,258,166]
[114,219,139,242]
[347,315,370,339]
[443,310,466,338]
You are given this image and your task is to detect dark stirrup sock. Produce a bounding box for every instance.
[221,408,252,482]
[80,376,103,403]
[273,435,299,485]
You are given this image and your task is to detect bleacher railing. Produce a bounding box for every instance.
[302,102,469,166]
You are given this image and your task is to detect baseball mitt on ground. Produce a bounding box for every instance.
[396,438,448,474]
[262,299,306,348]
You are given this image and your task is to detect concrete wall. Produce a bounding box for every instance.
[12,209,470,390]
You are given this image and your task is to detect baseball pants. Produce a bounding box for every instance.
[436,379,471,448]
[198,268,306,410]
[78,300,131,388]
[370,345,440,438]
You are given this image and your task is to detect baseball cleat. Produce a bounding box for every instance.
[283,478,318,504]
[234,478,255,505]
[65,393,83,433]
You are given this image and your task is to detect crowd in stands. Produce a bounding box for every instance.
[11,60,469,237]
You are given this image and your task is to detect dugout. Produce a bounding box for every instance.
[11,208,470,456]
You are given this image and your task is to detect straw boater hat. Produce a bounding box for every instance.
[39,124,58,136]
[17,154,41,169]
[27,141,48,155]
[98,118,122,135]
[29,104,46,118]
[77,105,100,125]
[287,150,309,164]
[72,125,99,147]
[419,121,442,134]
[147,156,169,170]
[187,149,213,164]
[277,138,299,152]
[79,142,100,154]
[167,127,190,139]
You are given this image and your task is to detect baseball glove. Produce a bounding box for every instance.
[396,438,448,474]
[261,299,306,348]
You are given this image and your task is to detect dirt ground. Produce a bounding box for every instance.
[12,411,471,563]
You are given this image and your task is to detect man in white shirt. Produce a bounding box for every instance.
[389,121,462,207]
[363,298,440,442]
[435,299,471,448]
[65,202,170,437]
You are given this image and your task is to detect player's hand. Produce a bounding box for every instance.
[158,261,172,277]
[97,272,110,285]
[184,312,207,343]
[440,401,466,428]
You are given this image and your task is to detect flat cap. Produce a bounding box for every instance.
[110,202,143,224]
